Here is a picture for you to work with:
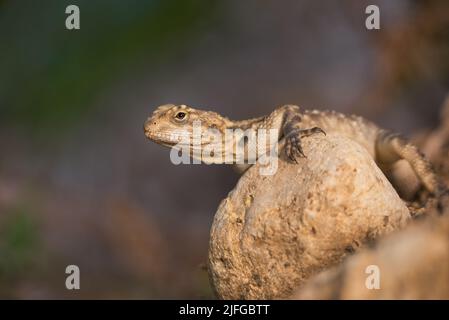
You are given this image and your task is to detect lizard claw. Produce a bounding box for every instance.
[284,127,325,162]
[285,132,306,162]
[299,126,326,138]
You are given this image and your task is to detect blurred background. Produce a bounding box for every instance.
[0,0,448,298]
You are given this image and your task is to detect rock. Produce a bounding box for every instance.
[291,96,449,300]
[208,134,410,299]
[292,213,449,299]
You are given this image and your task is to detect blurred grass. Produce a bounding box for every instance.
[0,205,41,281]
[0,0,220,138]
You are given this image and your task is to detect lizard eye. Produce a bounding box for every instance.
[175,111,187,121]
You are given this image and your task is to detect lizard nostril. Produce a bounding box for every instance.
[144,119,154,131]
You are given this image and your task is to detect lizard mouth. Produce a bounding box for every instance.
[144,130,179,146]
[144,129,202,148]
[144,128,217,148]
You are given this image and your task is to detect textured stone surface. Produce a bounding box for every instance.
[208,134,410,299]
[292,213,449,299]
[292,99,449,300]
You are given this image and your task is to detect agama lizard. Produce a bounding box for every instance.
[143,104,440,197]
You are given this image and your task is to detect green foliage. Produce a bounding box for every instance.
[0,0,219,137]
[0,206,40,280]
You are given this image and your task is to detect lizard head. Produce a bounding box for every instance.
[143,104,231,149]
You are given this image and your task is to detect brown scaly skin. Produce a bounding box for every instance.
[143,104,440,196]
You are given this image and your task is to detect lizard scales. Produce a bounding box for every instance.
[143,104,439,196]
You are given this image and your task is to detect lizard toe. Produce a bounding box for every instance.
[285,134,306,162]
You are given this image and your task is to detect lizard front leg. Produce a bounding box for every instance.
[284,126,326,161]
[279,106,326,162]
[235,104,325,166]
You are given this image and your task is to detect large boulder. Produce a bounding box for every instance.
[208,134,410,299]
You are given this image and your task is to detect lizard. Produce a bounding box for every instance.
[143,103,441,198]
